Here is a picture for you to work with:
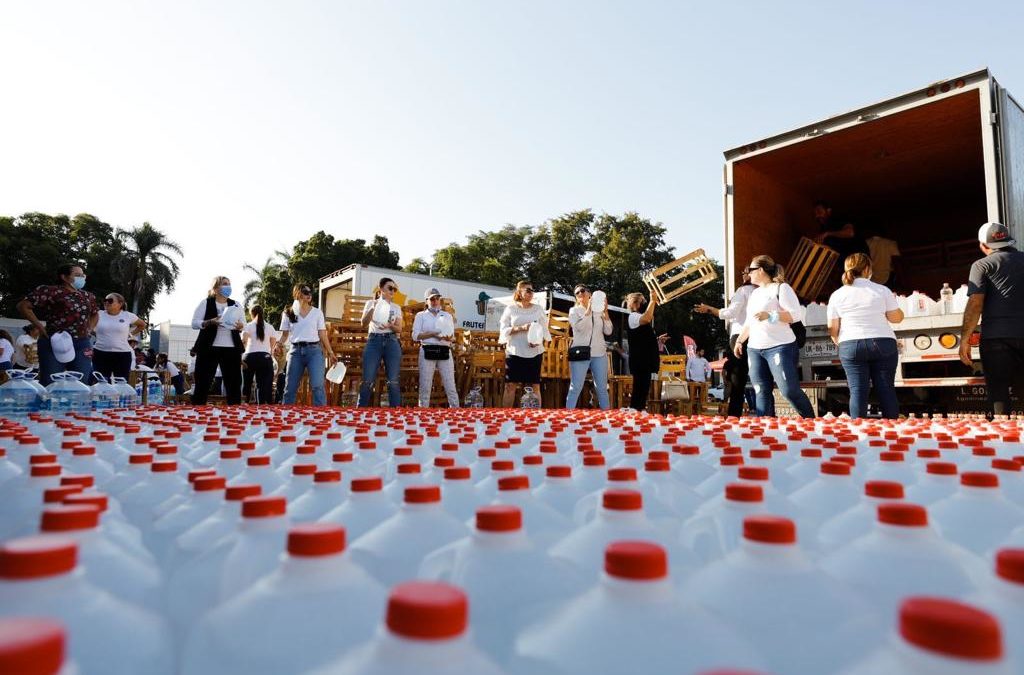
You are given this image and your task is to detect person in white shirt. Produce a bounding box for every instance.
[411,288,459,408]
[686,348,711,383]
[156,353,185,397]
[0,330,14,372]
[241,305,280,404]
[13,324,40,371]
[566,284,613,409]
[279,284,336,407]
[499,280,550,407]
[734,255,814,418]
[190,275,245,404]
[695,271,755,416]
[827,253,904,419]
[357,277,403,407]
[91,292,147,383]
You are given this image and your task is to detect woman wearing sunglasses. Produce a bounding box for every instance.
[733,255,815,418]
[280,284,336,406]
[358,277,404,407]
[566,284,613,409]
[499,280,550,407]
[92,292,147,383]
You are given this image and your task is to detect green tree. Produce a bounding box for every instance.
[242,252,292,327]
[584,211,675,306]
[112,223,183,318]
[431,225,530,287]
[287,231,402,292]
[402,257,432,275]
[524,210,592,293]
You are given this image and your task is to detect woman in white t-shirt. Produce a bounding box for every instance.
[358,277,403,407]
[498,280,550,407]
[734,255,815,418]
[14,324,40,370]
[241,305,279,404]
[91,292,147,382]
[827,253,904,419]
[565,284,612,409]
[279,284,336,407]
[0,330,14,372]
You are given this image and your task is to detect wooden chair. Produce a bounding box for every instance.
[649,355,688,414]
[786,237,840,302]
[642,248,718,305]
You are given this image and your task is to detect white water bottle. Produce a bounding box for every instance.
[940,282,954,315]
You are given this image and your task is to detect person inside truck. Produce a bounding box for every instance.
[959,222,1024,417]
[826,253,904,419]
[812,201,869,263]
[733,255,815,418]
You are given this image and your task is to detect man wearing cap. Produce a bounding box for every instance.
[960,222,1024,416]
[411,288,459,408]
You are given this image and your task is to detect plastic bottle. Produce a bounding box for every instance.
[1,464,63,541]
[320,477,398,541]
[905,461,959,506]
[491,475,573,548]
[290,470,348,522]
[969,548,1024,670]
[680,483,766,564]
[789,460,861,523]
[147,475,228,564]
[163,483,261,574]
[272,463,317,501]
[520,387,540,410]
[940,282,954,315]
[952,283,970,314]
[0,370,44,416]
[0,536,174,675]
[310,581,503,675]
[930,472,1024,556]
[45,373,92,416]
[516,541,763,675]
[464,386,485,409]
[532,466,588,518]
[0,617,74,675]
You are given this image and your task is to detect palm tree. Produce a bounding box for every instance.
[112,223,184,317]
[243,250,290,309]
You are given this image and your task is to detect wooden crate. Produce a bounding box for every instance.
[642,248,717,305]
[786,237,839,302]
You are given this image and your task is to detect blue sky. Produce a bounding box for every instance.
[2,0,1022,322]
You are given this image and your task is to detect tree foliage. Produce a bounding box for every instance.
[113,222,184,316]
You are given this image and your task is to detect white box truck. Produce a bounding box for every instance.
[723,68,1024,414]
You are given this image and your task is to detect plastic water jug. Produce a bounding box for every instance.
[516,541,764,675]
[820,503,985,619]
[841,597,1012,674]
[930,472,1024,556]
[590,290,607,313]
[464,386,485,409]
[89,373,120,411]
[182,524,386,675]
[684,515,879,675]
[348,485,470,586]
[147,475,227,564]
[680,482,766,564]
[0,536,174,675]
[418,505,587,664]
[491,475,573,548]
[320,477,399,541]
[0,370,44,416]
[789,460,861,523]
[520,386,540,410]
[905,461,959,505]
[969,549,1024,670]
[232,455,285,494]
[527,321,544,345]
[272,463,317,501]
[45,373,92,415]
[817,480,905,552]
[0,617,75,675]
[0,449,23,488]
[111,377,139,408]
[533,466,588,518]
[952,283,970,314]
[905,291,933,318]
[217,496,291,602]
[1,464,63,541]
[291,470,347,522]
[309,581,504,675]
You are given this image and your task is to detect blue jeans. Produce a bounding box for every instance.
[284,343,326,406]
[839,337,899,419]
[359,333,402,407]
[37,335,93,387]
[747,341,814,418]
[566,355,610,409]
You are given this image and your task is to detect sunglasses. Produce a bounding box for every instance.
[384,286,397,292]
[745,267,762,273]
[523,288,535,294]
[300,289,312,296]
[574,289,589,296]
[103,298,117,304]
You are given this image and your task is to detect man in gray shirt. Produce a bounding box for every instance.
[960,222,1024,415]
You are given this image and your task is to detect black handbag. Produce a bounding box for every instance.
[775,284,807,348]
[422,344,450,361]
[568,345,591,362]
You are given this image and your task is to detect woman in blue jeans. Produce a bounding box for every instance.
[358,277,404,407]
[566,284,613,409]
[827,253,904,418]
[279,284,336,406]
[734,255,815,418]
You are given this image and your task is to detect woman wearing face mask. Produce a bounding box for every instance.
[358,277,404,407]
[566,284,613,409]
[733,255,815,418]
[279,284,336,406]
[190,275,245,404]
[241,305,279,404]
[17,263,100,385]
[91,292,147,383]
[411,288,459,408]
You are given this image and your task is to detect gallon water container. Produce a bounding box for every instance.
[0,617,73,675]
[930,472,1024,556]
[111,377,139,408]
[817,480,905,553]
[320,477,399,541]
[789,460,862,523]
[0,370,44,417]
[272,463,317,501]
[45,373,92,416]
[89,373,120,411]
[905,461,959,506]
[680,483,767,564]
[290,470,347,522]
[464,386,485,409]
[491,475,573,548]
[147,475,227,564]
[532,466,588,518]
[969,548,1024,671]
[163,483,261,574]
[520,386,540,410]
[952,283,970,314]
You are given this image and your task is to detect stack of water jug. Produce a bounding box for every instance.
[0,403,1022,674]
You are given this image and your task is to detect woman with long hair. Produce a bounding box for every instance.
[623,292,659,411]
[280,284,336,406]
[0,330,14,372]
[358,277,403,407]
[242,304,279,404]
[190,275,245,404]
[565,284,613,409]
[733,255,815,418]
[499,280,550,407]
[827,253,904,418]
[91,292,147,383]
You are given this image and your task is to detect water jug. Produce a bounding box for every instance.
[0,370,44,416]
[464,386,485,409]
[45,373,92,416]
[320,476,399,541]
[520,386,540,410]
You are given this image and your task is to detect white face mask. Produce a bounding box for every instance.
[292,300,303,315]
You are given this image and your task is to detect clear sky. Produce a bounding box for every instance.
[2,0,1022,323]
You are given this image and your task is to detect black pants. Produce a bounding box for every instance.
[92,349,132,383]
[169,373,185,396]
[243,352,275,404]
[192,347,242,405]
[980,337,1024,416]
[630,367,656,411]
[723,334,750,417]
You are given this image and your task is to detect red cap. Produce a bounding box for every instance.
[497,475,529,491]
[332,453,354,463]
[608,467,637,482]
[290,463,317,476]
[725,483,764,503]
[879,452,905,462]
[0,618,65,675]
[927,462,958,476]
[719,456,743,467]
[404,485,441,504]
[194,476,227,491]
[42,487,81,504]
[187,469,216,482]
[152,461,177,473]
[672,445,699,456]
[315,470,342,483]
[583,455,606,467]
[491,460,514,472]
[878,503,928,527]
[995,548,1024,585]
[128,453,153,465]
[961,472,999,488]
[29,455,57,465]
[63,492,108,512]
[476,505,522,532]
[40,505,100,532]
[220,450,242,460]
[433,457,455,468]
[865,480,904,499]
[385,582,467,640]
[604,541,668,581]
[246,455,271,467]
[0,537,77,579]
[992,459,1021,472]
[743,515,796,544]
[30,465,61,478]
[917,449,940,459]
[820,461,851,476]
[737,466,769,481]
[241,496,287,518]
[396,463,421,475]
[288,524,346,557]
[225,484,262,501]
[443,467,471,481]
[351,477,384,492]
[899,597,1002,660]
[644,460,670,472]
[70,446,95,456]
[546,465,571,478]
[523,455,544,466]
[59,475,93,489]
[602,489,643,511]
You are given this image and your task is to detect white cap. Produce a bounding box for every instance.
[978,222,1015,249]
[50,331,75,364]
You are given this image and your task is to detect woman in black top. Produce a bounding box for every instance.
[623,292,660,411]
[190,275,245,404]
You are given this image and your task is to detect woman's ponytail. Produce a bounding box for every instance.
[842,253,872,286]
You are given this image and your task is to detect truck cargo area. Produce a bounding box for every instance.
[731,89,987,298]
